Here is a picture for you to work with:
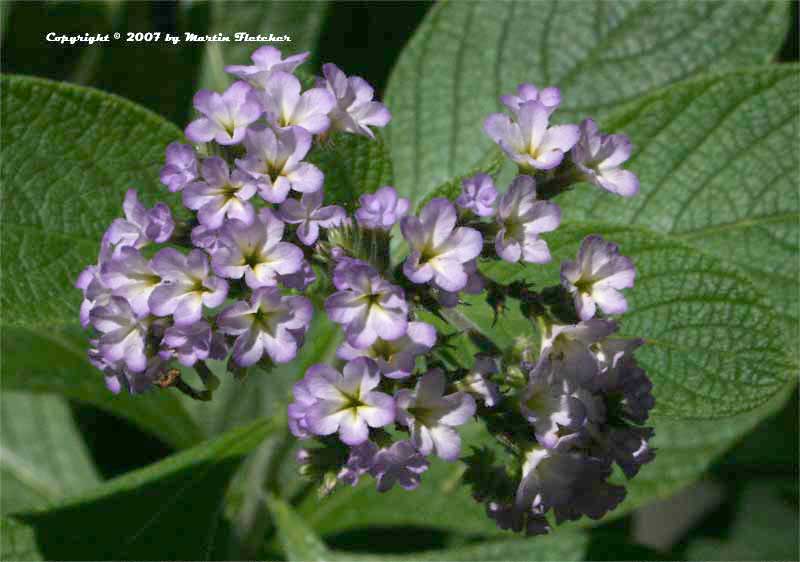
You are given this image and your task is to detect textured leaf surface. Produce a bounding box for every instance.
[198,0,329,92]
[558,66,800,346]
[267,494,330,562]
[1,392,99,515]
[384,0,790,203]
[0,75,202,448]
[15,417,278,561]
[1,517,43,561]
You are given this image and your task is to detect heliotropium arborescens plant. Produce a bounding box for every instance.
[76,45,654,536]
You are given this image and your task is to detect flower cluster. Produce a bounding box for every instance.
[77,48,653,536]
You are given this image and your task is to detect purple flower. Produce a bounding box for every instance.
[304,357,395,445]
[235,125,323,203]
[101,247,162,317]
[540,319,618,389]
[211,208,304,289]
[400,198,483,292]
[325,264,408,349]
[279,189,345,245]
[371,440,429,492]
[484,101,579,171]
[258,71,335,134]
[94,351,167,396]
[102,190,174,257]
[159,321,227,367]
[486,501,551,537]
[561,235,636,320]
[338,441,378,487]
[495,176,560,263]
[594,426,655,479]
[148,248,228,326]
[225,46,309,88]
[395,369,476,461]
[593,351,654,425]
[457,356,501,407]
[89,296,151,373]
[288,378,317,439]
[500,83,561,116]
[76,264,112,328]
[185,81,261,145]
[318,63,391,139]
[159,142,198,192]
[456,173,498,217]
[337,321,436,379]
[515,447,625,525]
[191,224,223,253]
[183,157,256,229]
[278,260,317,290]
[520,358,586,449]
[217,287,312,366]
[572,119,639,197]
[437,259,485,308]
[355,186,409,230]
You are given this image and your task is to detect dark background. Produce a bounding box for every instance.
[1,1,797,559]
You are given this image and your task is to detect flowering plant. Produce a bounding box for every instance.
[76,44,656,536]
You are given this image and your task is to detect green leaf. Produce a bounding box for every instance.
[1,392,99,515]
[198,0,329,93]
[384,0,790,204]
[266,493,330,562]
[0,75,202,448]
[557,66,800,351]
[1,517,43,561]
[308,132,394,213]
[684,478,799,560]
[15,416,279,561]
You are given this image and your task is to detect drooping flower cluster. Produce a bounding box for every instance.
[77,48,653,535]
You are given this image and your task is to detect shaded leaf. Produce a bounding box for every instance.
[267,493,330,562]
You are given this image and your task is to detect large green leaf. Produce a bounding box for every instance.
[558,66,800,347]
[0,75,202,448]
[384,0,790,204]
[14,416,279,561]
[198,0,329,93]
[1,392,99,515]
[1,517,43,561]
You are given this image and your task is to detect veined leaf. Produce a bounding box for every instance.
[0,75,202,448]
[384,0,790,204]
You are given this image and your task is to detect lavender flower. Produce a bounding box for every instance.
[401,198,483,292]
[101,247,162,317]
[102,190,174,257]
[561,235,636,320]
[572,119,639,197]
[304,358,395,445]
[211,208,304,289]
[225,46,309,88]
[593,425,655,479]
[279,189,345,245]
[318,63,391,138]
[94,350,168,396]
[396,370,476,461]
[495,176,561,264]
[288,378,317,439]
[457,356,501,407]
[371,440,429,492]
[183,157,256,229]
[540,319,618,388]
[76,264,112,328]
[185,81,261,145]
[149,248,228,326]
[337,321,436,379]
[456,173,498,217]
[278,260,317,291]
[159,321,227,367]
[500,83,561,116]
[159,142,198,192]
[191,224,223,253]
[484,101,579,171]
[355,186,409,230]
[325,264,408,349]
[592,349,654,425]
[259,71,335,134]
[338,441,378,487]
[486,501,550,537]
[89,296,151,373]
[217,287,312,366]
[437,259,485,308]
[235,125,323,204]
